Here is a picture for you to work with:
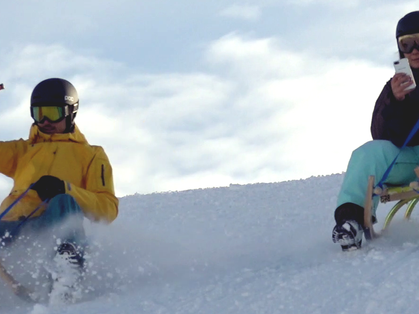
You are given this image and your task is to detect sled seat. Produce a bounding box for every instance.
[377,184,419,230]
[368,166,419,232]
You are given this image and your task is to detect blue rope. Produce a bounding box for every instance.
[11,198,50,233]
[0,184,35,221]
[375,118,419,189]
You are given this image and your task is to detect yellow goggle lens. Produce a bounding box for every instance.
[32,106,65,123]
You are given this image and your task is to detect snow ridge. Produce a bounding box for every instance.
[3,173,419,313]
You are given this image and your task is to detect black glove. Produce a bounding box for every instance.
[31,175,65,201]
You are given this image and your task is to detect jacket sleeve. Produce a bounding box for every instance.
[370,79,417,147]
[66,147,118,223]
[0,139,28,178]
[371,80,392,141]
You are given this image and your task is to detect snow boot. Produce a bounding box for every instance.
[49,242,84,304]
[332,220,364,251]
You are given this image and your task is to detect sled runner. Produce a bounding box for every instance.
[0,260,38,303]
[0,256,83,304]
[364,166,419,238]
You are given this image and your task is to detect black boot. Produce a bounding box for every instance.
[332,203,365,251]
[49,242,85,304]
[332,220,364,251]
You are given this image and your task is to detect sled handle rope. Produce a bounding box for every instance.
[12,198,49,233]
[0,184,34,220]
[365,117,419,239]
[375,118,419,190]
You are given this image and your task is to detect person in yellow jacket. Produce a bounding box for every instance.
[0,78,118,298]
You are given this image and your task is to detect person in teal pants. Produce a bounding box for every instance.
[333,11,419,251]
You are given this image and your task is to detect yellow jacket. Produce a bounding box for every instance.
[0,124,118,222]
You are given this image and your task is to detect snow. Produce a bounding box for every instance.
[3,173,419,313]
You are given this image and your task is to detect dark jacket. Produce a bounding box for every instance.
[371,68,419,147]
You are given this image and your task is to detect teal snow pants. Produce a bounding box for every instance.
[337,140,419,216]
[0,194,86,249]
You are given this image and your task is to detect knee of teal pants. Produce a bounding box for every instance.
[26,194,86,248]
[337,140,419,216]
[0,195,87,252]
[36,194,83,226]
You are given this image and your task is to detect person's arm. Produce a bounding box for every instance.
[371,78,417,147]
[371,80,393,141]
[0,139,28,178]
[66,147,118,223]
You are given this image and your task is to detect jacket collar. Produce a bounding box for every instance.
[28,124,89,145]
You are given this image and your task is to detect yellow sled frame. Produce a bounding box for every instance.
[364,167,419,238]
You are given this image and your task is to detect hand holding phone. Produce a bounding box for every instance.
[394,58,416,91]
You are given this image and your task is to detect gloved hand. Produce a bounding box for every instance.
[31,175,65,201]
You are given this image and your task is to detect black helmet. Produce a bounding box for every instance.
[30,78,79,132]
[396,11,419,58]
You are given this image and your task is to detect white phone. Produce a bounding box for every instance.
[394,58,416,91]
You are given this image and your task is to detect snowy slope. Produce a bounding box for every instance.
[3,173,419,314]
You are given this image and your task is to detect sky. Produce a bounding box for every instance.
[0,1,418,198]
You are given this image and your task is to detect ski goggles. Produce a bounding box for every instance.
[31,105,69,123]
[398,33,419,54]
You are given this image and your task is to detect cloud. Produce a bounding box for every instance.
[0,27,393,199]
[76,72,238,195]
[205,32,391,177]
[0,44,239,196]
[282,0,360,8]
[219,4,261,21]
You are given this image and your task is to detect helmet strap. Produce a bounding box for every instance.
[64,115,75,133]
